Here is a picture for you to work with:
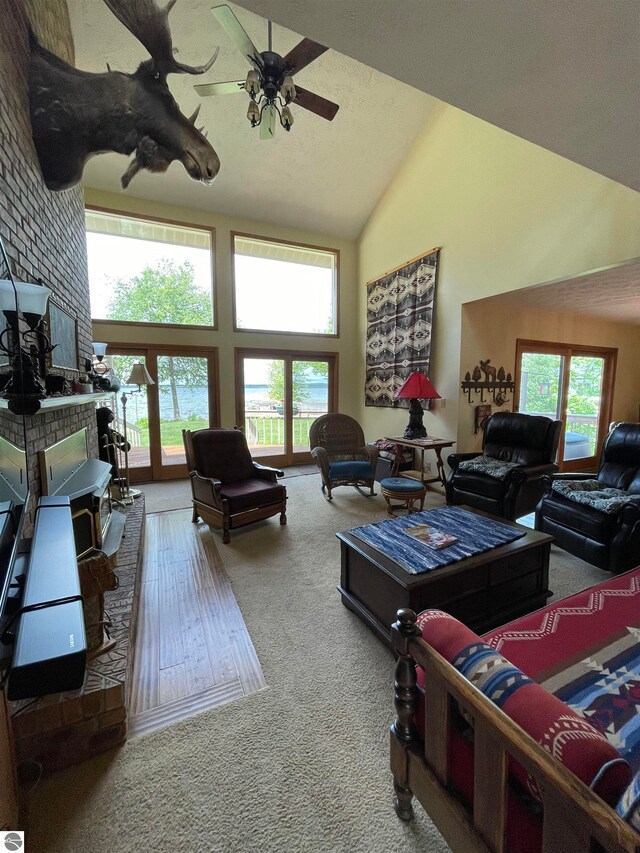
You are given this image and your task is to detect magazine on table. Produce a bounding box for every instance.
[404,524,458,549]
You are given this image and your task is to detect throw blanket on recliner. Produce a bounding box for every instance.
[458,455,522,480]
[552,479,640,514]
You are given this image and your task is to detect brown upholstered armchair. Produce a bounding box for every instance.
[309,413,378,500]
[182,428,287,543]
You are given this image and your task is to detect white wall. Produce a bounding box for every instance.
[357,102,640,451]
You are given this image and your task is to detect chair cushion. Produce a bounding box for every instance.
[552,480,640,514]
[458,456,522,480]
[191,429,255,484]
[380,477,425,494]
[539,491,619,541]
[220,479,285,513]
[328,460,372,480]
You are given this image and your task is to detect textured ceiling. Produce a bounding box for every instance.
[237,0,640,192]
[477,258,640,325]
[67,0,437,239]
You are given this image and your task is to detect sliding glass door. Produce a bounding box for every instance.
[235,349,337,467]
[104,346,218,481]
[515,340,617,471]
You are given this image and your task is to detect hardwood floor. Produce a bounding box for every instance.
[128,510,266,738]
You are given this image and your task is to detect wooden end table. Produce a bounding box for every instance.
[384,436,455,487]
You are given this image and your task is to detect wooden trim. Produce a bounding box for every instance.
[514,338,618,473]
[230,230,340,337]
[234,347,338,467]
[91,321,217,332]
[99,344,219,483]
[365,246,441,286]
[85,203,218,331]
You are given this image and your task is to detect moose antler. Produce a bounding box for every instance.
[102,0,219,77]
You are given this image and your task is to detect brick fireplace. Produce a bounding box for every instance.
[0,0,97,517]
[0,0,143,790]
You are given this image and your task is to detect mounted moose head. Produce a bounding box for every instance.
[29,0,221,191]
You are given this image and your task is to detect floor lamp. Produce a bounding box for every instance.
[120,361,154,502]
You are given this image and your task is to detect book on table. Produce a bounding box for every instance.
[404,524,458,549]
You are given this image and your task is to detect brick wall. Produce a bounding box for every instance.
[0,0,97,507]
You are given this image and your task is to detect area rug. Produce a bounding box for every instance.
[24,477,608,852]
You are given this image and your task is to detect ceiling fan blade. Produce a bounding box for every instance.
[211,5,262,66]
[294,86,339,121]
[194,80,244,97]
[283,38,328,76]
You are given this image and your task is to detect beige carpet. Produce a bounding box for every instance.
[24,477,606,852]
[139,466,318,514]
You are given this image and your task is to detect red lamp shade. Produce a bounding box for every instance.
[395,372,440,400]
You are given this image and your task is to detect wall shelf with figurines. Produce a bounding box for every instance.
[461,358,515,405]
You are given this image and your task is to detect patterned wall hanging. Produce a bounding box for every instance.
[365,247,440,408]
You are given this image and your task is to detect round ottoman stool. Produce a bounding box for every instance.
[380,477,427,516]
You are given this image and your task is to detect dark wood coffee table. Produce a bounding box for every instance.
[337,507,553,646]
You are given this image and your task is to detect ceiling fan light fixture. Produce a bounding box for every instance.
[244,69,260,97]
[280,104,294,131]
[247,100,261,126]
[281,75,296,103]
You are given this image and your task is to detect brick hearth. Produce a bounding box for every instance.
[10,498,145,774]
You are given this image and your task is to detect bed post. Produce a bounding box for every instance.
[391,608,421,821]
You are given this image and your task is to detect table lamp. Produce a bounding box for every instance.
[395,371,441,439]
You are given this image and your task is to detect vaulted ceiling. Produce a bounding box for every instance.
[68,1,639,320]
[69,0,639,238]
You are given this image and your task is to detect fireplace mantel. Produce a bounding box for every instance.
[0,392,111,415]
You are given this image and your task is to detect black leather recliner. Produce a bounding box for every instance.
[535,422,640,573]
[446,412,562,520]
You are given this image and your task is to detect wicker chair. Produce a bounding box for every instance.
[309,413,378,500]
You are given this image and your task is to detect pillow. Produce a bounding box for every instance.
[417,610,632,805]
[458,455,522,480]
[552,480,640,514]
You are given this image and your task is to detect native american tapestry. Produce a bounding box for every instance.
[365,248,439,407]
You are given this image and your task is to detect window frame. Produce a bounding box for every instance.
[231,231,340,337]
[514,338,617,472]
[85,205,217,331]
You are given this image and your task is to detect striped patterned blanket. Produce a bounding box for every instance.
[348,506,525,574]
[484,568,640,774]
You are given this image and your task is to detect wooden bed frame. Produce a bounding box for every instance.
[390,609,640,853]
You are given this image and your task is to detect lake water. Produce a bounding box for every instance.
[121,381,329,423]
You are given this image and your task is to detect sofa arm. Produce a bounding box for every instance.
[190,471,224,510]
[519,462,559,479]
[253,462,284,481]
[311,445,330,479]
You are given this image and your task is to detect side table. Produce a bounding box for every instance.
[384,436,455,487]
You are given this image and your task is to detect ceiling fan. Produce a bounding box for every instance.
[194,4,340,139]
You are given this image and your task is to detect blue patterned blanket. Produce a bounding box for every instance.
[348,506,525,574]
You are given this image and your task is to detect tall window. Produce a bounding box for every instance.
[515,340,617,472]
[85,209,215,327]
[232,233,338,334]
